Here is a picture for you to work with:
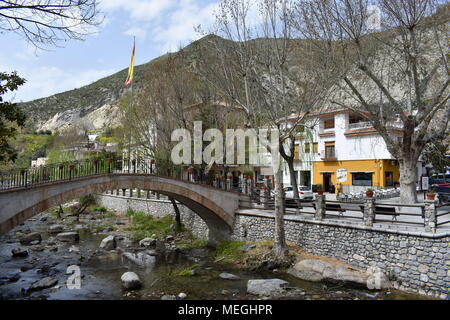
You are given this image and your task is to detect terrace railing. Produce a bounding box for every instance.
[239,193,450,232]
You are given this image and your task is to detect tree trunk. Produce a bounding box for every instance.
[399,157,419,203]
[279,140,301,210]
[272,167,288,261]
[57,205,64,219]
[169,197,182,232]
[287,159,301,210]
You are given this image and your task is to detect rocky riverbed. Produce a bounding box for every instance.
[0,204,430,300]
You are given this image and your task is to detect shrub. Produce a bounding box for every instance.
[92,206,107,213]
[125,210,174,242]
[212,241,247,263]
[175,264,200,276]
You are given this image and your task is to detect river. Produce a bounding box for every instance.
[0,208,428,300]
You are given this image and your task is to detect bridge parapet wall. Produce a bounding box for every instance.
[0,174,240,243]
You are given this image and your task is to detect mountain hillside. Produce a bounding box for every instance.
[18,2,449,133]
[19,62,147,131]
[18,35,229,132]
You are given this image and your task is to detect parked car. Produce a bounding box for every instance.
[429,173,450,185]
[284,186,314,200]
[431,183,450,205]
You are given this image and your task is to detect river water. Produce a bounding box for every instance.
[0,210,428,300]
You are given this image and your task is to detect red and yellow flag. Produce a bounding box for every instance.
[124,38,135,86]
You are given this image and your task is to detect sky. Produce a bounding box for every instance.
[0,0,221,103]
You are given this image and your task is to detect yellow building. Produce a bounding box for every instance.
[283,108,404,193]
[313,159,400,193]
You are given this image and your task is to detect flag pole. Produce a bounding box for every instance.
[128,82,132,173]
[126,36,135,174]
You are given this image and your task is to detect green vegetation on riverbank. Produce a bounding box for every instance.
[175,264,201,277]
[125,209,175,242]
[177,239,208,249]
[212,241,247,263]
[93,224,116,232]
[210,240,296,270]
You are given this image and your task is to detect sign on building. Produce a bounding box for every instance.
[336,169,347,183]
[421,176,429,191]
[260,167,273,176]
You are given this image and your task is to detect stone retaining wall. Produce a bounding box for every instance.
[232,213,449,300]
[95,193,209,240]
[96,193,449,299]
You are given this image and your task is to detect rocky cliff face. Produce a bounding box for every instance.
[17,35,232,134]
[19,61,148,133]
[38,103,122,132]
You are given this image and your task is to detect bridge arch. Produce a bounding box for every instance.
[0,174,241,245]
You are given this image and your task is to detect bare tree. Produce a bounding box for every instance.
[45,119,94,163]
[293,0,449,203]
[196,0,335,260]
[71,194,95,222]
[0,0,102,48]
[126,50,207,172]
[0,1,102,163]
[118,49,215,231]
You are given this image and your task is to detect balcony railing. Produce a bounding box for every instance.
[348,121,372,129]
[348,120,403,130]
[386,120,403,129]
[320,149,337,161]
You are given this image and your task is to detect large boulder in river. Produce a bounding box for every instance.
[121,272,142,290]
[139,237,156,248]
[122,251,156,268]
[219,272,241,280]
[366,266,391,290]
[19,232,42,245]
[247,279,289,296]
[11,248,29,258]
[56,232,79,242]
[99,235,116,250]
[288,259,367,285]
[48,225,64,234]
[28,277,58,292]
[287,258,390,290]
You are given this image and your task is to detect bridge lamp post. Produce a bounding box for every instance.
[107,158,113,173]
[59,164,64,180]
[188,167,194,182]
[95,160,99,174]
[150,159,155,174]
[20,169,27,188]
[132,159,136,174]
[69,164,75,180]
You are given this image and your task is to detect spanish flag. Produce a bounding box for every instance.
[124,38,135,86]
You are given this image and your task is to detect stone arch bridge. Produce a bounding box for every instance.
[0,174,244,244]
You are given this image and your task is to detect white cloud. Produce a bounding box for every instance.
[1,0,223,102]
[124,25,149,41]
[102,0,220,51]
[151,0,220,53]
[100,0,175,21]
[1,65,116,102]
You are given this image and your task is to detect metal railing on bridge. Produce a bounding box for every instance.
[0,157,123,190]
[0,157,243,193]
